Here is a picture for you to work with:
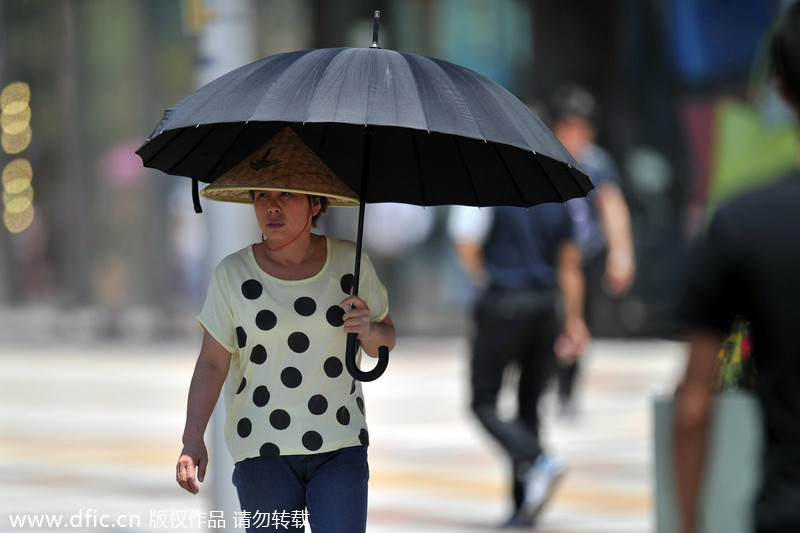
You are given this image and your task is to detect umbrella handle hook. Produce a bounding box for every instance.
[343,123,388,382]
[346,333,390,382]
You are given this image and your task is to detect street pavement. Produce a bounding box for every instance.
[0,334,685,532]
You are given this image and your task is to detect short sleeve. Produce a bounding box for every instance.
[584,145,621,188]
[197,261,237,353]
[358,251,389,323]
[552,204,577,244]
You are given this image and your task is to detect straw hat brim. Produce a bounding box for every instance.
[201,186,361,206]
[200,126,360,207]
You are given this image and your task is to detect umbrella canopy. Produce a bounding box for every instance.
[136,47,591,208]
[137,28,593,382]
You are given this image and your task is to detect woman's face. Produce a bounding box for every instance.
[253,191,322,246]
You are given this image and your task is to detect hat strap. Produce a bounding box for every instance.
[265,212,312,252]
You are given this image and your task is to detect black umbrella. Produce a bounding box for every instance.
[137,12,593,381]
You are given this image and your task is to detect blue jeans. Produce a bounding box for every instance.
[232,445,369,533]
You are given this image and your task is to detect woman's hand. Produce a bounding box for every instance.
[176,436,208,494]
[340,294,372,337]
[339,294,396,357]
[176,332,230,495]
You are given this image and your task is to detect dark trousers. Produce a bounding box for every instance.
[470,287,561,509]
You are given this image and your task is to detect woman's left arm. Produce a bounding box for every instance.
[340,294,396,357]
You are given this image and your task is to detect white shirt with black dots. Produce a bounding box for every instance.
[198,237,389,462]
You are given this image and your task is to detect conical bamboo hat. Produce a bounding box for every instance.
[200,126,359,206]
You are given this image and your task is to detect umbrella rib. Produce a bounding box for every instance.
[492,142,531,207]
[308,123,338,186]
[531,153,569,204]
[411,131,427,207]
[319,122,331,158]
[159,125,217,178]
[454,137,483,207]
[565,163,594,196]
[138,129,179,167]
[198,122,254,182]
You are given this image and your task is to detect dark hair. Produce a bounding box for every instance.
[772,2,800,105]
[550,84,598,126]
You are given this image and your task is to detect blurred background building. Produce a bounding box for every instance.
[0,0,797,342]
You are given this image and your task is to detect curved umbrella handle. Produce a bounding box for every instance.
[345,332,389,382]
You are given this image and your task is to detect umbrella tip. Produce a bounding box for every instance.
[371,10,380,48]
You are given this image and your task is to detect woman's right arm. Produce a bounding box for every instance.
[176,330,232,494]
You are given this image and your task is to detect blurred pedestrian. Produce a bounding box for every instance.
[550,85,636,417]
[448,203,589,528]
[673,5,800,533]
[175,127,395,533]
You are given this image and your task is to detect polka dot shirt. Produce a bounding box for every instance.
[198,237,389,462]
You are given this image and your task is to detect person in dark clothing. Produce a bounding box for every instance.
[673,4,800,533]
[448,204,589,527]
[550,85,636,417]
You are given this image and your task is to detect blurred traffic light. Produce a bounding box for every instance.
[1,81,34,233]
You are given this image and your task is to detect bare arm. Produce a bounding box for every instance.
[558,241,584,322]
[358,314,396,357]
[596,184,635,295]
[452,241,486,287]
[673,331,723,533]
[555,241,590,361]
[176,331,231,494]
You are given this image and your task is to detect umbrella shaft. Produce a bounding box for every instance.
[344,127,385,382]
[352,125,373,297]
[352,200,365,296]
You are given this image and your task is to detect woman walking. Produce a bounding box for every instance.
[175,127,395,532]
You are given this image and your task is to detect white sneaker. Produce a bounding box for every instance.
[518,453,565,522]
